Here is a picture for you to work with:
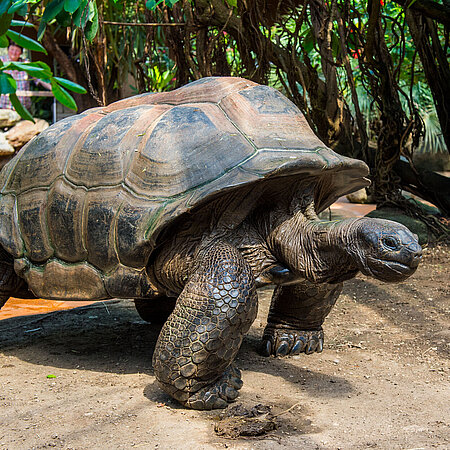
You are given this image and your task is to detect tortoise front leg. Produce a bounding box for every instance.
[261,281,342,357]
[153,242,257,410]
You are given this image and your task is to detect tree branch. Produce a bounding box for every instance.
[392,0,450,28]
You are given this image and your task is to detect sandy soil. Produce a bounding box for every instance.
[0,244,449,449]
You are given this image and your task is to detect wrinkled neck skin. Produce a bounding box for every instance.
[261,211,362,284]
[152,188,365,296]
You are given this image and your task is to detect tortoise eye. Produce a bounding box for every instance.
[382,237,399,250]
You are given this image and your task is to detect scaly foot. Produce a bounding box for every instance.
[185,365,243,410]
[261,326,324,357]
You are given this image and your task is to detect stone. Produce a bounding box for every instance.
[346,188,370,204]
[5,119,49,150]
[0,132,14,156]
[0,109,21,128]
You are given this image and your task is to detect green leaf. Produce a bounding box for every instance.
[42,0,65,22]
[9,93,34,122]
[55,9,72,27]
[4,61,50,78]
[302,29,316,54]
[225,0,236,6]
[64,0,81,13]
[0,35,8,47]
[54,76,86,93]
[6,30,48,53]
[331,31,341,59]
[37,20,46,41]
[85,0,98,41]
[165,0,179,7]
[52,81,77,110]
[0,0,12,16]
[0,12,12,36]
[87,0,96,20]
[85,18,98,41]
[72,0,89,29]
[16,3,27,16]
[0,72,17,94]
[145,0,164,11]
[32,61,53,73]
[7,0,27,14]
[46,374,56,378]
[10,19,34,27]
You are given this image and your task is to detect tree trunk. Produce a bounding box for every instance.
[363,0,410,204]
[405,10,450,152]
[394,159,450,216]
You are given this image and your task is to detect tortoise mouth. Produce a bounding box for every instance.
[366,257,418,282]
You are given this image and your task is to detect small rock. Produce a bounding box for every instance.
[346,188,370,204]
[0,132,14,156]
[5,119,49,150]
[0,109,21,128]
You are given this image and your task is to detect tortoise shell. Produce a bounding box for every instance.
[0,77,369,300]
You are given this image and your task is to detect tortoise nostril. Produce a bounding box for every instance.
[410,250,422,266]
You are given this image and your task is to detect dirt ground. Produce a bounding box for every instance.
[0,244,448,449]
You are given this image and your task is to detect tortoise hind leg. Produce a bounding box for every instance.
[261,281,342,357]
[153,242,257,410]
[0,248,35,310]
[134,297,176,324]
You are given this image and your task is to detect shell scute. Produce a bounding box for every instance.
[17,189,53,262]
[238,85,300,115]
[47,178,87,262]
[84,187,122,272]
[65,107,149,188]
[4,113,102,195]
[220,84,324,149]
[125,103,255,198]
[0,193,23,258]
[19,258,108,300]
[105,264,155,298]
[116,196,162,268]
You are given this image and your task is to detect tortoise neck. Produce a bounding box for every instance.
[266,213,362,283]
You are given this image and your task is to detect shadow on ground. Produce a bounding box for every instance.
[0,298,353,400]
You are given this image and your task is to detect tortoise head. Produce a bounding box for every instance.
[350,218,422,282]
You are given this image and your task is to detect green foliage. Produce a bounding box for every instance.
[37,0,98,42]
[51,79,77,109]
[0,0,87,120]
[0,0,446,154]
[0,72,17,93]
[53,76,86,93]
[9,92,34,120]
[146,63,176,92]
[6,29,47,52]
[145,0,179,10]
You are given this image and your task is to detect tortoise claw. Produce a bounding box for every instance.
[261,328,324,357]
[275,341,290,356]
[261,339,272,357]
[291,337,306,354]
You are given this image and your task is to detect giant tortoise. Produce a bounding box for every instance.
[0,77,421,409]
